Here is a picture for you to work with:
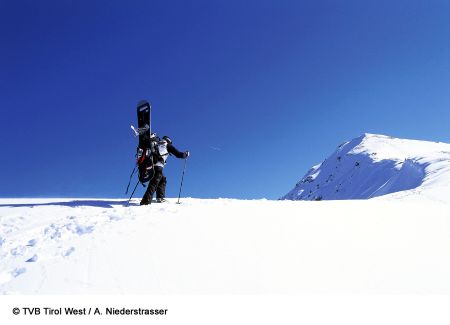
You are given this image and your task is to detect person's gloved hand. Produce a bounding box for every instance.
[183,151,190,159]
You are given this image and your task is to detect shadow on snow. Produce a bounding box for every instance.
[0,199,139,208]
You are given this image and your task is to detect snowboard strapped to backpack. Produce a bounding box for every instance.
[136,146,154,183]
[134,100,154,183]
[125,100,153,203]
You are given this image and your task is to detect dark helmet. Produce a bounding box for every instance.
[162,136,172,144]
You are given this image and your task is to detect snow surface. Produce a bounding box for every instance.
[1,195,450,294]
[282,133,450,201]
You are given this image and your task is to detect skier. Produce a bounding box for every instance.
[140,135,189,205]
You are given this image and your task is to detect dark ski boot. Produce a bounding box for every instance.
[140,193,152,205]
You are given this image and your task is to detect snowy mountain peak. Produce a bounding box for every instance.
[282,134,450,201]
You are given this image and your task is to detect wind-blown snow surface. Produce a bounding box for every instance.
[282,134,450,201]
[1,196,450,294]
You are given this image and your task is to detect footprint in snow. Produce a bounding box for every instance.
[10,246,25,257]
[0,268,26,285]
[44,224,62,240]
[12,268,26,278]
[26,239,37,247]
[75,225,94,235]
[25,254,38,263]
[109,215,121,221]
[63,247,75,257]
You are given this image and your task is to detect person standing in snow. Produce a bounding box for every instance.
[140,135,189,205]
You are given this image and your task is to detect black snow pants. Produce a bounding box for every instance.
[141,166,167,204]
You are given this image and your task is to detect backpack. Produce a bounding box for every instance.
[154,139,169,164]
[136,137,170,182]
[136,147,153,183]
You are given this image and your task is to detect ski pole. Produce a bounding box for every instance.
[127,179,140,206]
[176,158,188,204]
[125,165,137,194]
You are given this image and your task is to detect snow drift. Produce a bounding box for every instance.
[282,133,450,201]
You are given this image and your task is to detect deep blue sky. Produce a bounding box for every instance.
[1,0,449,199]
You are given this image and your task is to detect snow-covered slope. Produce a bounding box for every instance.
[1,196,450,294]
[282,134,450,201]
